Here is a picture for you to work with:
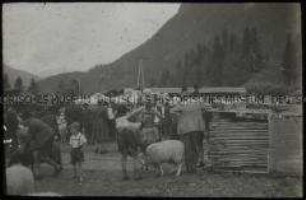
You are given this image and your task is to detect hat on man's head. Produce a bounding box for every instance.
[70,122,80,131]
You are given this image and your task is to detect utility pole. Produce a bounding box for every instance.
[137,58,148,91]
[137,60,142,90]
[78,79,81,96]
[142,59,145,90]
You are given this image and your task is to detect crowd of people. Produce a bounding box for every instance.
[4,90,213,185]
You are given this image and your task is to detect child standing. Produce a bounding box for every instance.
[69,122,87,184]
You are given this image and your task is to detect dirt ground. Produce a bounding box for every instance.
[32,143,302,197]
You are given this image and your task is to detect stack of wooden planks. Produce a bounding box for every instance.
[208,112,269,173]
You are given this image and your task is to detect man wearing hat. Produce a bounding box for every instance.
[170,97,206,173]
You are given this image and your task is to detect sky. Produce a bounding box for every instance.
[3,3,180,77]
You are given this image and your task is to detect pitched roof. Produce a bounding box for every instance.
[148,88,182,94]
[146,87,246,94]
[199,87,246,94]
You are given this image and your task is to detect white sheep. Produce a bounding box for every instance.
[6,164,35,195]
[140,140,184,177]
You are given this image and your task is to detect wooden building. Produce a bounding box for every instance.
[147,88,182,95]
[198,87,247,110]
[207,111,303,176]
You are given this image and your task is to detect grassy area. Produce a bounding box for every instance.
[34,161,303,197]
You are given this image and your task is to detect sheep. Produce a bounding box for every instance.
[28,192,61,196]
[140,140,184,177]
[6,164,35,195]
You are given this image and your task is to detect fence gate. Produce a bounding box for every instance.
[208,112,269,173]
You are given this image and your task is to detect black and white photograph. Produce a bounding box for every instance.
[2,2,303,197]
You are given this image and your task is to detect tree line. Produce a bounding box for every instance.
[3,75,39,95]
[3,74,82,96]
[157,26,299,94]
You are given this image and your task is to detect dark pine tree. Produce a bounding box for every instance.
[57,79,66,94]
[174,60,183,87]
[249,27,264,73]
[282,34,298,87]
[221,28,229,52]
[210,35,225,86]
[71,79,80,95]
[3,73,11,90]
[28,78,39,94]
[182,52,190,86]
[160,70,170,87]
[14,76,23,92]
[241,26,265,74]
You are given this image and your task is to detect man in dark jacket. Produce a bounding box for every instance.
[21,112,62,178]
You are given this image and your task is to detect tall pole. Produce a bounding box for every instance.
[137,61,141,90]
[137,58,148,91]
[78,79,81,96]
[142,59,145,91]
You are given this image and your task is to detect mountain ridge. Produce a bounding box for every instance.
[37,3,301,93]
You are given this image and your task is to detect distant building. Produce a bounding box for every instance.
[198,87,247,110]
[199,87,246,94]
[147,88,182,95]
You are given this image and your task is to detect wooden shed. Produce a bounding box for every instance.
[208,111,270,173]
[207,110,302,176]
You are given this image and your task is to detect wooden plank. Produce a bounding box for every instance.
[210,155,268,159]
[210,153,268,156]
[212,161,268,165]
[210,140,268,143]
[212,124,268,126]
[209,144,269,148]
[210,145,269,149]
[213,166,268,170]
[212,128,268,132]
[209,147,269,151]
[212,164,268,168]
[213,164,268,168]
[210,158,268,163]
[212,125,268,128]
[212,168,268,174]
[212,124,268,128]
[210,135,269,139]
[211,160,268,164]
[210,133,268,137]
[209,140,268,144]
[210,133,269,137]
[210,130,268,133]
[212,121,268,124]
[211,135,269,138]
[210,159,268,162]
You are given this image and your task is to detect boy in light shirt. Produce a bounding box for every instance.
[69,122,87,184]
